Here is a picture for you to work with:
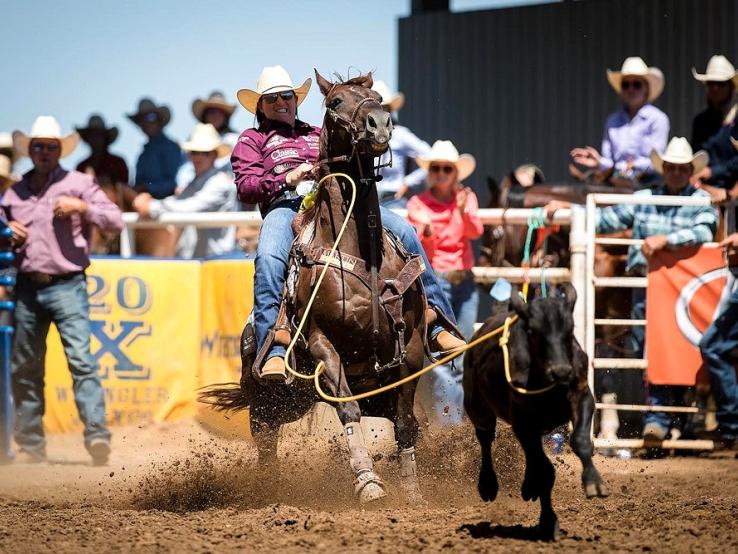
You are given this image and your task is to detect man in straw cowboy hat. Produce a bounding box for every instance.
[133,123,237,258]
[692,55,738,150]
[75,114,129,189]
[571,56,669,187]
[548,137,718,443]
[232,65,464,381]
[127,97,182,199]
[371,80,431,208]
[698,137,738,450]
[176,91,239,190]
[1,116,124,465]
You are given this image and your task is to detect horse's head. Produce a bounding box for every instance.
[315,70,392,158]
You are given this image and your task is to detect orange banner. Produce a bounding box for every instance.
[646,246,729,385]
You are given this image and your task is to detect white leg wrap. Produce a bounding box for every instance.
[344,422,373,473]
[599,392,620,437]
[399,447,417,479]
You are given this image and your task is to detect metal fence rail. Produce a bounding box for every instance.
[585,193,715,451]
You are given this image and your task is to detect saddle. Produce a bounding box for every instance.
[250,218,429,381]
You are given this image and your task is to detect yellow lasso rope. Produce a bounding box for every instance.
[281,172,552,401]
[284,172,357,381]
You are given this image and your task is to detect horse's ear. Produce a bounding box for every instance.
[363,71,374,89]
[345,73,374,89]
[314,69,333,96]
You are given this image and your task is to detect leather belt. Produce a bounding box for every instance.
[20,271,84,287]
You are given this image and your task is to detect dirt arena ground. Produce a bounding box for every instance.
[1,409,736,553]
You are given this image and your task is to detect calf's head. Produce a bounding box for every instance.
[510,283,578,384]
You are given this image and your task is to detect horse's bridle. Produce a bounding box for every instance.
[320,87,393,176]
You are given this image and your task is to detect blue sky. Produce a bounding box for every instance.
[3,0,550,174]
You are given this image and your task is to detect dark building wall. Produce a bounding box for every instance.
[398,0,737,203]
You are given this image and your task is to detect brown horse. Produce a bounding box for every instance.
[201,71,427,505]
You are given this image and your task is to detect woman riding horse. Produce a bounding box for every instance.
[231,66,465,382]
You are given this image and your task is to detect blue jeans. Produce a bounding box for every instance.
[699,288,738,437]
[12,273,110,456]
[253,200,457,361]
[429,273,478,425]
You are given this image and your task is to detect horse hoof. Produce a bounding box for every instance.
[538,518,561,542]
[355,471,387,505]
[400,483,424,505]
[584,481,610,498]
[359,481,387,505]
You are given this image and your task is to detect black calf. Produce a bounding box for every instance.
[463,284,609,541]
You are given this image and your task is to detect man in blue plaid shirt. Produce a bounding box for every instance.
[547,137,718,441]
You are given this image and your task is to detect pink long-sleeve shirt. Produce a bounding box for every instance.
[231,119,321,214]
[1,165,123,274]
[407,189,483,271]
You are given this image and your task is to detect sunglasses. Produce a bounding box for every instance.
[30,142,60,153]
[262,91,295,104]
[662,162,692,173]
[429,164,455,175]
[706,80,731,88]
[189,151,213,157]
[621,79,645,90]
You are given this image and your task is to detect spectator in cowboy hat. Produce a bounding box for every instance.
[570,56,669,188]
[371,80,431,208]
[408,139,482,425]
[128,97,182,199]
[133,123,237,258]
[548,137,718,443]
[176,91,239,190]
[1,116,123,465]
[76,114,129,189]
[691,55,738,150]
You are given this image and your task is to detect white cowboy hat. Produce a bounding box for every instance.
[0,155,14,189]
[236,65,311,114]
[0,132,12,150]
[76,114,119,145]
[371,81,405,112]
[416,140,476,181]
[127,98,171,127]
[607,57,665,102]
[181,123,231,158]
[692,55,738,87]
[13,116,80,159]
[650,137,708,176]
[192,90,237,122]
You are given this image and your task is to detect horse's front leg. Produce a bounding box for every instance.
[309,330,387,505]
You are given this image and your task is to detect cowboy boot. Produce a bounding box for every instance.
[258,301,292,382]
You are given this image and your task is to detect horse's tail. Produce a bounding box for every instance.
[197,382,251,412]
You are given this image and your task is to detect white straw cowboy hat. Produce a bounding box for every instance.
[127,98,171,127]
[692,55,738,87]
[75,114,119,145]
[607,57,665,102]
[192,90,237,122]
[416,140,476,181]
[650,137,708,176]
[0,155,14,189]
[371,81,405,112]
[237,65,312,114]
[181,123,231,158]
[13,116,80,159]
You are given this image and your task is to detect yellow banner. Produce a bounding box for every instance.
[196,259,254,438]
[44,258,205,433]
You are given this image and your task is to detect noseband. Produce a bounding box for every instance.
[321,87,392,175]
